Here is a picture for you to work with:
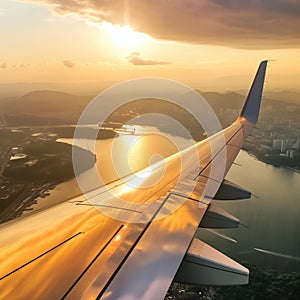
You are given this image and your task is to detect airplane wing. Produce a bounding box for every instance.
[0,61,268,300]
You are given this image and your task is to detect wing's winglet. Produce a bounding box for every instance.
[240,60,268,124]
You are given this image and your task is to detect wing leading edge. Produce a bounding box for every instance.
[0,61,268,300]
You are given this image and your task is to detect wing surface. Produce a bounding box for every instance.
[0,61,268,299]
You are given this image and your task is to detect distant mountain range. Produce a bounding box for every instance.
[0,82,110,98]
[0,91,91,125]
[0,89,299,126]
[263,91,300,104]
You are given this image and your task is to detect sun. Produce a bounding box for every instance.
[101,22,151,49]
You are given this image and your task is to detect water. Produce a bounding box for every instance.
[32,133,192,210]
[33,134,300,272]
[198,150,300,272]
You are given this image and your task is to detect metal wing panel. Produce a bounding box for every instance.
[0,61,268,299]
[0,203,124,299]
[96,195,208,300]
[0,120,253,300]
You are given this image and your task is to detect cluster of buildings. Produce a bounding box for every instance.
[272,139,300,158]
[245,115,300,162]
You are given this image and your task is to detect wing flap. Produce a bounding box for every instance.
[214,179,251,200]
[199,203,240,229]
[174,238,249,286]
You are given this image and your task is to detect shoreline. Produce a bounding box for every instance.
[245,148,300,173]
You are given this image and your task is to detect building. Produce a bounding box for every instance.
[272,139,282,150]
[293,139,300,150]
[281,139,294,152]
[11,147,24,155]
[286,150,295,159]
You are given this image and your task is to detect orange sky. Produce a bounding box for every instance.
[0,0,300,93]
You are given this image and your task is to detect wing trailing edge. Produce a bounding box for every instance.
[214,179,251,200]
[240,60,268,124]
[175,238,249,286]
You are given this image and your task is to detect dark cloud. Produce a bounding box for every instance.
[127,52,170,66]
[1,62,7,69]
[62,60,75,68]
[26,0,300,49]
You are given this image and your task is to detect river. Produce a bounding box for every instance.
[198,150,300,272]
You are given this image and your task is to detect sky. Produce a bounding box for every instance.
[0,0,300,94]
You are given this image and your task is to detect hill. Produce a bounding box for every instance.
[0,90,91,125]
[0,89,299,127]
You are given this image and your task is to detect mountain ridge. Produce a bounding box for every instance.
[0,89,299,126]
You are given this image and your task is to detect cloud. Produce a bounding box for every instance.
[62,60,75,68]
[127,52,170,66]
[1,62,7,69]
[24,0,300,49]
